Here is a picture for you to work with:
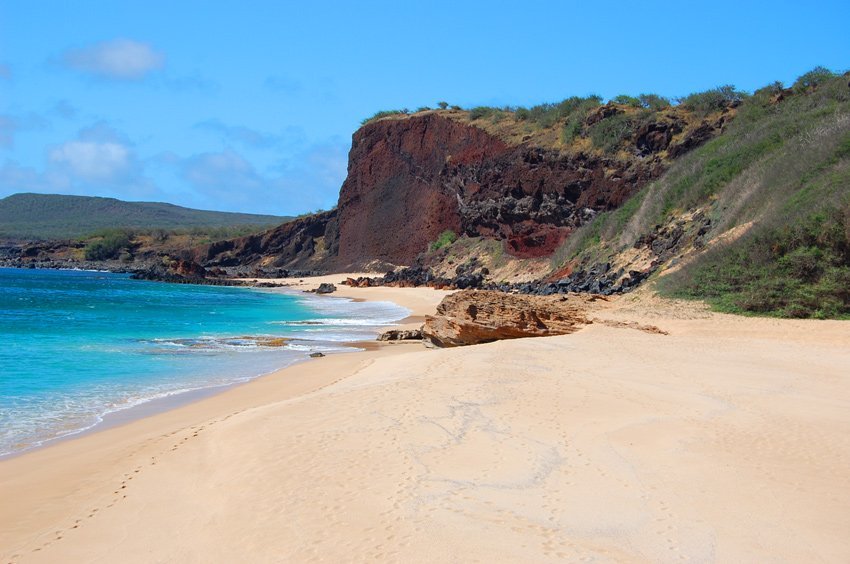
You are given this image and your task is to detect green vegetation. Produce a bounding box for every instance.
[469,106,500,120]
[514,96,603,129]
[84,229,132,261]
[793,66,836,92]
[429,229,458,252]
[554,67,850,318]
[361,109,408,125]
[0,193,289,241]
[678,85,748,115]
[612,95,641,107]
[638,93,671,111]
[662,205,850,318]
[588,112,649,154]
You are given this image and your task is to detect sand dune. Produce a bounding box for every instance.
[2,280,849,562]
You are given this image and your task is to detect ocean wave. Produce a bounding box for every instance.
[271,317,402,327]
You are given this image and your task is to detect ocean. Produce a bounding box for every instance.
[0,268,408,456]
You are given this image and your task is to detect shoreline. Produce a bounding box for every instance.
[3,282,850,561]
[0,273,431,461]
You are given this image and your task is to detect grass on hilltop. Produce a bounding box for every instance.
[552,67,850,318]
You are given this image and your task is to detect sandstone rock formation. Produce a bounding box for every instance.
[423,290,592,347]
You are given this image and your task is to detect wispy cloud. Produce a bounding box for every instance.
[60,39,165,81]
[177,140,348,214]
[0,160,70,194]
[0,116,17,149]
[0,64,11,80]
[51,100,77,120]
[263,75,301,94]
[0,113,48,149]
[161,73,219,94]
[193,120,278,148]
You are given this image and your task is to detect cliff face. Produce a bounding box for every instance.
[191,209,338,270]
[198,109,727,271]
[336,113,664,263]
[335,115,504,265]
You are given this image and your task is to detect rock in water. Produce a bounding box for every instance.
[309,352,325,358]
[315,283,337,294]
[423,290,592,347]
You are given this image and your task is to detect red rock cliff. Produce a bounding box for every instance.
[335,114,508,266]
[335,113,664,266]
[198,110,725,271]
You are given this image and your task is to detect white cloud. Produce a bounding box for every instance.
[61,39,164,80]
[177,141,347,214]
[49,141,130,181]
[182,150,261,190]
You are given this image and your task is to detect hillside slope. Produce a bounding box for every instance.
[0,193,290,240]
[556,70,850,317]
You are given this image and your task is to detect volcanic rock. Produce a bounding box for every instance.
[315,283,337,294]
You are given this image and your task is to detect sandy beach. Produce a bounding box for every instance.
[2,276,850,563]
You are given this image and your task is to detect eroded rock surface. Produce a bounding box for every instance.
[423,290,593,347]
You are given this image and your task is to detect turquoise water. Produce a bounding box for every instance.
[0,268,408,456]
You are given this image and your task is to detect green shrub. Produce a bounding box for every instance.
[612,94,641,107]
[638,93,671,111]
[679,85,748,114]
[429,230,458,251]
[662,206,850,318]
[589,112,642,153]
[361,109,406,125]
[437,101,449,110]
[84,230,132,261]
[470,106,497,120]
[793,66,836,92]
[560,117,583,144]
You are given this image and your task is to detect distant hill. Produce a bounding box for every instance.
[0,193,291,240]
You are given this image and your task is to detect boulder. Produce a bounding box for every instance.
[377,329,424,341]
[423,290,592,347]
[315,282,337,294]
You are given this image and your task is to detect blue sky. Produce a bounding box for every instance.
[1,1,848,216]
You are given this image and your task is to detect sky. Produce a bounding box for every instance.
[0,1,848,216]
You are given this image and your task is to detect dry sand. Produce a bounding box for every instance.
[1,278,849,563]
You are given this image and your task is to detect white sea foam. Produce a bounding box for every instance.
[0,283,410,458]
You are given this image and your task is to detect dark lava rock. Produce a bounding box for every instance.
[315,283,337,294]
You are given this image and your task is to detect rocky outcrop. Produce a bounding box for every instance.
[336,113,665,264]
[314,282,337,294]
[423,290,593,347]
[192,209,338,271]
[193,109,730,273]
[377,328,423,341]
